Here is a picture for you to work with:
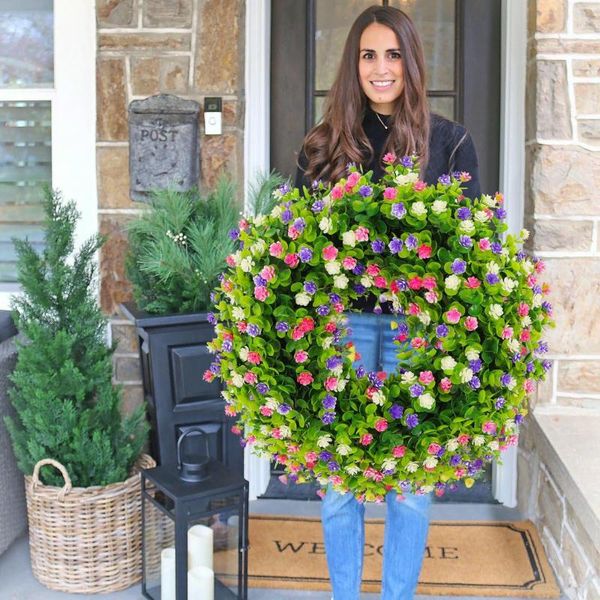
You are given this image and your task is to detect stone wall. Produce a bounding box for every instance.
[525,0,600,411]
[96,0,245,410]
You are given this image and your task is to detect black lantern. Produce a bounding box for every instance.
[141,428,249,599]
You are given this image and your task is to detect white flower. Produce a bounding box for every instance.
[522,260,535,275]
[401,371,416,384]
[321,337,333,349]
[521,315,532,327]
[360,275,373,288]
[345,464,360,475]
[221,390,231,401]
[250,239,266,256]
[317,434,332,448]
[232,306,246,321]
[417,311,431,326]
[532,294,543,308]
[333,274,349,289]
[473,435,485,447]
[336,444,351,456]
[520,228,530,241]
[410,201,427,217]
[231,373,244,388]
[487,262,500,274]
[279,425,291,438]
[423,456,438,469]
[371,390,386,406]
[502,277,517,294]
[489,304,504,319]
[504,418,517,433]
[507,339,520,353]
[481,194,496,207]
[342,230,357,247]
[459,219,475,234]
[319,217,333,233]
[406,461,419,473]
[488,440,500,451]
[465,347,480,361]
[252,214,266,227]
[229,251,241,266]
[441,356,457,371]
[381,458,397,472]
[260,425,270,436]
[474,210,489,223]
[295,292,311,306]
[240,257,255,272]
[446,439,459,452]
[431,199,448,214]
[395,172,418,185]
[335,378,348,392]
[330,364,343,376]
[325,261,341,275]
[445,275,461,291]
[265,397,279,410]
[421,484,434,494]
[460,368,474,383]
[418,393,435,409]
[270,205,283,218]
[239,346,249,361]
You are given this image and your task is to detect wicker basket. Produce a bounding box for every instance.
[24,454,155,593]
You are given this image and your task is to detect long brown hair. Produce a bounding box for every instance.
[301,5,430,184]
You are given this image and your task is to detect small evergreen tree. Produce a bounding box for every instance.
[4,189,147,487]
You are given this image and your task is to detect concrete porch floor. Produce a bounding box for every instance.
[0,499,565,600]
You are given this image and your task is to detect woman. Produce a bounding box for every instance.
[294,5,481,600]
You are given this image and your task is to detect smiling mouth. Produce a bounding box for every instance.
[371,80,395,88]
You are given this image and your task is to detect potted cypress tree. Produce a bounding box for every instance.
[122,174,283,474]
[5,189,151,593]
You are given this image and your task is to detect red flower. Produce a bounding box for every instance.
[297,371,314,386]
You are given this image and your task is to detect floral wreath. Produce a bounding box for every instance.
[206,155,554,501]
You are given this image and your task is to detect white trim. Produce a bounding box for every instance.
[243,0,272,500]
[494,0,527,507]
[0,0,97,310]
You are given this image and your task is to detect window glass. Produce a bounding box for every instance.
[0,0,54,88]
[429,96,455,121]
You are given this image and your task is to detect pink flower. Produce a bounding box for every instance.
[260,265,276,281]
[294,350,308,363]
[411,337,427,349]
[269,241,283,257]
[247,351,262,365]
[422,276,437,290]
[331,185,344,200]
[347,172,360,187]
[464,316,478,331]
[203,370,215,382]
[535,260,546,273]
[287,226,300,239]
[523,379,535,393]
[408,303,421,315]
[392,445,407,457]
[383,152,397,164]
[305,451,318,462]
[244,372,257,384]
[459,172,472,182]
[374,276,387,288]
[325,377,338,391]
[342,256,357,270]
[297,371,314,386]
[458,434,470,445]
[502,326,513,339]
[330,475,343,486]
[324,322,337,333]
[408,276,423,290]
[454,467,466,478]
[236,321,247,332]
[466,277,481,289]
[355,226,370,242]
[413,181,427,192]
[482,421,497,435]
[322,245,338,261]
[224,405,237,417]
[239,218,249,231]
[360,433,373,446]
[222,279,234,292]
[374,418,388,432]
[517,302,530,317]
[272,429,282,439]
[425,291,438,304]
[479,238,491,251]
[520,329,531,342]
[260,405,273,417]
[419,370,435,384]
[446,308,462,324]
[383,187,397,200]
[254,286,269,301]
[439,377,452,392]
[284,253,299,268]
[417,244,432,259]
[366,263,380,276]
[332,302,344,313]
[231,425,242,435]
[226,255,236,267]
[428,443,442,455]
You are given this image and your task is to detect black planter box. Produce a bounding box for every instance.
[120,302,243,476]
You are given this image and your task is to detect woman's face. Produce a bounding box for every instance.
[358,22,404,115]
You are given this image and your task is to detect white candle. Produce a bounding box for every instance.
[188,524,214,570]
[160,547,176,600]
[188,566,214,600]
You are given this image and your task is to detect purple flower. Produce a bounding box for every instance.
[401,156,414,168]
[389,404,404,419]
[542,301,552,313]
[293,217,306,232]
[526,361,535,373]
[450,454,462,466]
[436,447,446,458]
[400,480,412,492]
[469,359,482,373]
[391,202,406,219]
[311,180,321,190]
[457,207,472,220]
[311,200,325,213]
[356,366,366,378]
[222,339,233,352]
[229,228,240,240]
[373,304,382,315]
[469,376,481,389]
[327,460,340,472]
[329,293,341,304]
[304,281,317,294]
[459,235,473,248]
[326,355,343,370]
[405,414,419,429]
[409,383,424,397]
[207,312,217,325]
[352,262,366,276]
[500,373,513,387]
[316,304,330,316]
[542,360,552,372]
[515,414,524,425]
[486,273,499,285]
[209,362,220,375]
[395,278,408,291]
[397,322,409,337]
[451,259,467,274]
[278,182,291,194]
[319,451,332,461]
[532,284,542,295]
[247,324,261,337]
[210,291,217,302]
[281,208,293,223]
[491,242,503,255]
[353,284,366,295]
[322,394,337,409]
[517,250,526,261]
[436,324,449,338]
[406,235,418,250]
[359,185,373,198]
[275,321,289,333]
[389,238,403,254]
[438,174,451,185]
[299,246,313,262]
[256,383,269,394]
[278,403,291,414]
[368,372,384,389]
[495,208,507,220]
[253,275,267,287]
[321,412,336,425]
[371,239,385,253]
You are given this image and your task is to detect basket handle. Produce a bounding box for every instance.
[31,458,73,500]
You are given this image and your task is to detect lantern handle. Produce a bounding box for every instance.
[176,426,210,470]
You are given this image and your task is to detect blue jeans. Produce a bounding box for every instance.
[322,312,432,600]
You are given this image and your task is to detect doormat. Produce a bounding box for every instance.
[248,515,560,597]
